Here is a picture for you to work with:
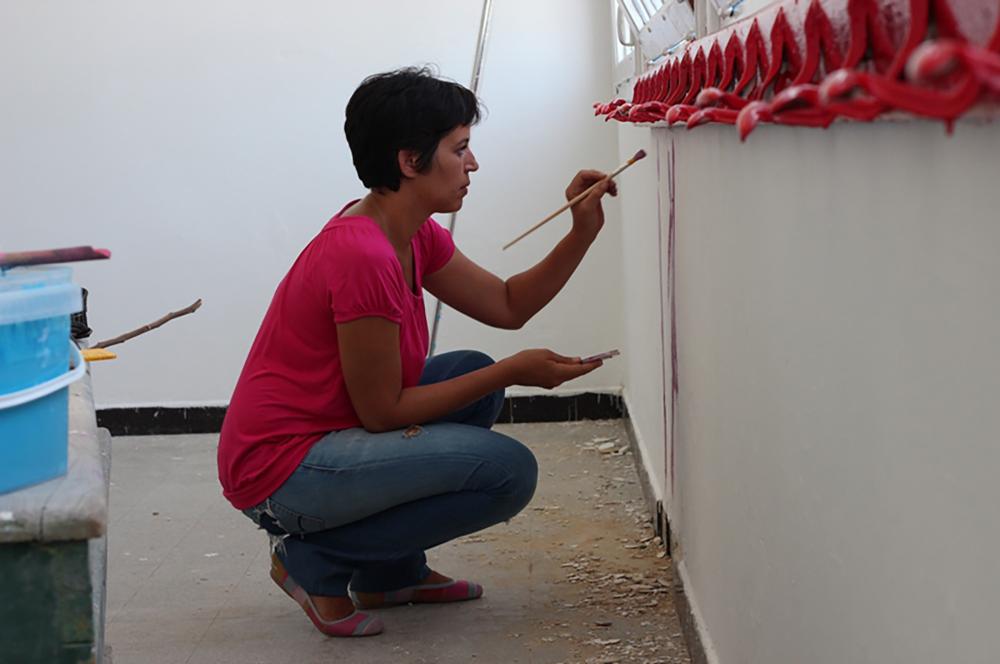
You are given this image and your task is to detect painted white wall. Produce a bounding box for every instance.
[616,123,670,502]
[433,0,625,397]
[614,4,1000,660]
[659,119,1000,664]
[0,0,623,408]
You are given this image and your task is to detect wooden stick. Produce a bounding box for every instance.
[502,149,647,251]
[0,246,111,269]
[92,299,202,349]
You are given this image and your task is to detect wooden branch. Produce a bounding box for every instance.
[92,299,202,349]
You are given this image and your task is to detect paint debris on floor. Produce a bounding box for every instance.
[106,420,690,664]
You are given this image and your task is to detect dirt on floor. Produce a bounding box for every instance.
[440,420,692,664]
[106,420,691,664]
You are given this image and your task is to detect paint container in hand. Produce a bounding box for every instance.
[0,266,84,494]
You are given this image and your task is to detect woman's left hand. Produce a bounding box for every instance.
[565,169,618,242]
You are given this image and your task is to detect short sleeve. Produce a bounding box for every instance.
[320,229,405,325]
[418,218,456,276]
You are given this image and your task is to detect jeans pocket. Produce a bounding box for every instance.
[265,498,327,534]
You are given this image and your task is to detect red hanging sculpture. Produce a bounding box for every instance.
[595,0,1000,139]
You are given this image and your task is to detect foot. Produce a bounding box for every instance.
[350,570,484,609]
[270,554,383,637]
[306,595,357,622]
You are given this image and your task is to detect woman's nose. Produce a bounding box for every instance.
[466,150,479,172]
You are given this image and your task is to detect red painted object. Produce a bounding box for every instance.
[0,246,111,269]
[595,0,999,135]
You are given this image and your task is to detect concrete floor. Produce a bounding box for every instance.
[106,420,690,664]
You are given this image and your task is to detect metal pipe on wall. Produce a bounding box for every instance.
[428,0,494,356]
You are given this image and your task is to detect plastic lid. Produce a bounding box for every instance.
[0,265,72,291]
[0,266,82,325]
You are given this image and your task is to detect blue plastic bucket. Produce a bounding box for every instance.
[0,266,83,494]
[0,343,86,493]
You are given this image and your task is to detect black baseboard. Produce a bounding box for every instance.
[497,392,623,425]
[97,392,624,437]
[671,557,711,664]
[97,406,226,437]
[620,399,704,664]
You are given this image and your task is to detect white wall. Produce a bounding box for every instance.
[433,0,624,397]
[614,4,1000,662]
[658,119,1000,664]
[616,123,670,502]
[0,0,623,408]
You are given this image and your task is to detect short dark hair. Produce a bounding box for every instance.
[344,67,481,191]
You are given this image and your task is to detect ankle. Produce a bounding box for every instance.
[310,594,356,621]
[423,570,452,585]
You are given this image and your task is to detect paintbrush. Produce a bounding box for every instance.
[502,149,647,250]
[0,246,111,269]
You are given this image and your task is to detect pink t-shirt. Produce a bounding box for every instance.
[218,205,456,509]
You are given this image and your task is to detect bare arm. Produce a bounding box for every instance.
[425,170,616,329]
[338,317,601,432]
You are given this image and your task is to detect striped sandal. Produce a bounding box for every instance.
[270,554,383,637]
[349,577,484,609]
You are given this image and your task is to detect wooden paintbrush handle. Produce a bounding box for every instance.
[503,150,646,251]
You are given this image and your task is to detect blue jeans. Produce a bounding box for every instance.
[242,350,538,596]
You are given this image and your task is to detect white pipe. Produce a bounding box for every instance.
[429,0,494,356]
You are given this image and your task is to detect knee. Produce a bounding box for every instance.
[484,386,505,425]
[467,353,503,411]
[455,350,496,373]
[456,351,504,426]
[492,436,538,516]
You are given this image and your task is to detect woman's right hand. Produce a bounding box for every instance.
[501,349,603,389]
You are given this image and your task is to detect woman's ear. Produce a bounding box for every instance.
[397,150,421,179]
